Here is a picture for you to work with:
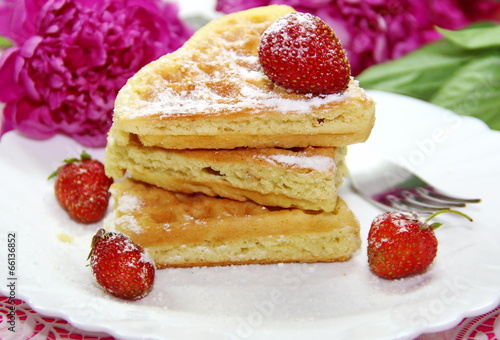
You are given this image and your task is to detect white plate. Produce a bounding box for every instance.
[1,90,500,340]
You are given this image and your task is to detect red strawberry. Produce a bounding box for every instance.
[367,210,472,280]
[49,151,113,224]
[89,229,155,300]
[258,12,351,94]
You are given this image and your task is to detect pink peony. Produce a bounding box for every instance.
[0,0,193,147]
[216,0,500,75]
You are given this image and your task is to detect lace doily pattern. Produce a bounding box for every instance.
[0,296,114,339]
[1,294,499,339]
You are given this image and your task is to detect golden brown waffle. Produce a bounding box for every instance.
[105,128,348,212]
[106,178,361,268]
[110,5,375,150]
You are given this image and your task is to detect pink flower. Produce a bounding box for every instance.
[0,0,193,147]
[216,0,500,75]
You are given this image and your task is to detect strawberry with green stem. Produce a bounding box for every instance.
[367,209,473,280]
[49,151,113,224]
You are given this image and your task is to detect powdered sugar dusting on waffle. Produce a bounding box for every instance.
[259,154,335,172]
[107,191,144,234]
[116,194,142,213]
[116,215,142,234]
[119,37,360,118]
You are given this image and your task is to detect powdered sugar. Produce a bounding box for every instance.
[119,27,356,119]
[261,12,320,58]
[116,194,142,213]
[396,223,409,233]
[121,238,138,253]
[140,249,155,267]
[115,215,142,234]
[110,194,144,234]
[393,212,420,233]
[260,154,335,172]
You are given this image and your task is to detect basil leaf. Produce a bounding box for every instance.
[436,23,500,50]
[430,56,500,130]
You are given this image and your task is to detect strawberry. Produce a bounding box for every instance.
[49,151,113,224]
[258,12,351,94]
[89,229,155,300]
[367,210,472,280]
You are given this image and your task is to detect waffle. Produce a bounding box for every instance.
[110,5,375,150]
[106,178,361,268]
[105,128,348,212]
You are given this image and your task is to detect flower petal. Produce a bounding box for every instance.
[1,0,193,147]
[10,99,57,140]
[0,48,25,102]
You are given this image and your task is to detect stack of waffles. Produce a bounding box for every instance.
[103,5,375,268]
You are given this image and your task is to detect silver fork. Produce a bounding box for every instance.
[347,145,481,214]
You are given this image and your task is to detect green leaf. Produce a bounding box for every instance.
[430,56,500,130]
[0,36,13,48]
[357,22,500,130]
[436,23,500,50]
[357,39,478,101]
[80,150,91,160]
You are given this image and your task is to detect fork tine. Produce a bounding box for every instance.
[387,195,436,214]
[347,143,481,213]
[403,190,466,208]
[416,187,482,204]
[401,191,456,210]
